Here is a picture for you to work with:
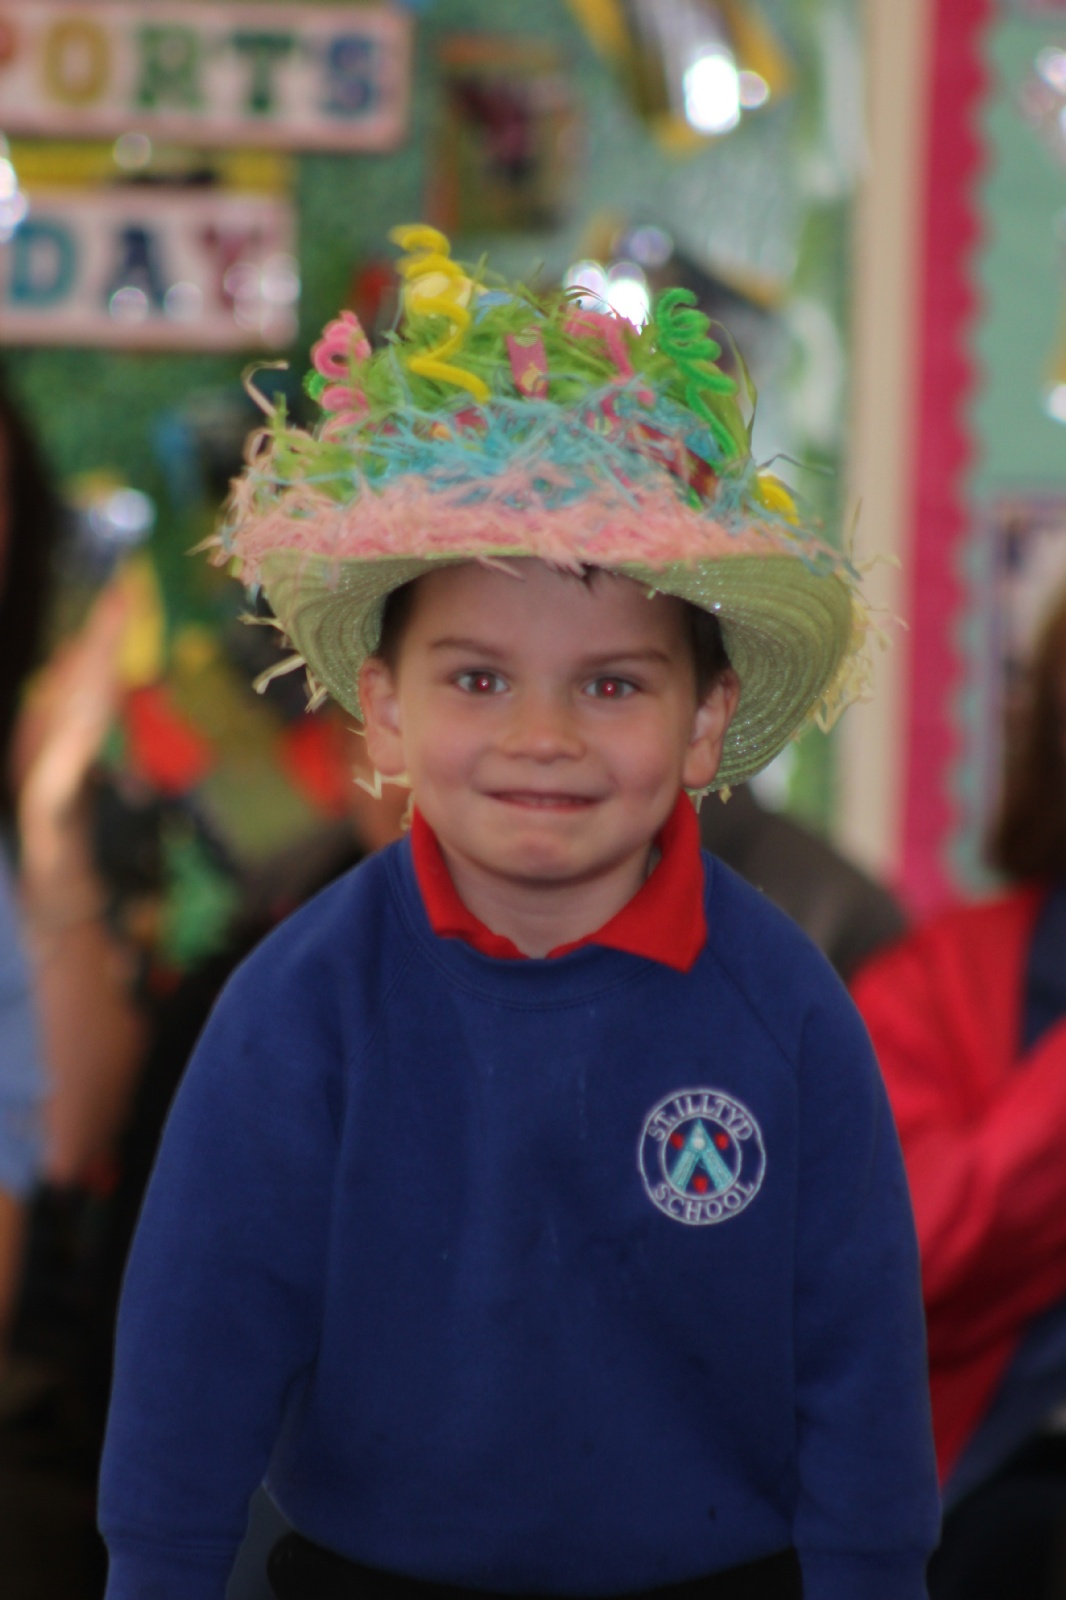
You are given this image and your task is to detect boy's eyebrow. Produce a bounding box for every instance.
[579,647,675,668]
[427,637,675,668]
[427,635,509,655]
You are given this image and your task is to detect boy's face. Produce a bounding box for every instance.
[359,560,738,892]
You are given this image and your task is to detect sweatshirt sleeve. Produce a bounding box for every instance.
[0,853,45,1199]
[852,929,1066,1360]
[98,949,341,1600]
[790,989,940,1600]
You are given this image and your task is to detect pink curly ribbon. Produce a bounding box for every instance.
[312,310,371,378]
[506,330,549,398]
[564,308,634,381]
[311,310,371,425]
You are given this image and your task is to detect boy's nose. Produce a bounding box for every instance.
[499,693,584,761]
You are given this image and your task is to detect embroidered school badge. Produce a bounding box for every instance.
[638,1088,766,1226]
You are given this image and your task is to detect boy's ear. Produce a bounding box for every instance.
[357,657,408,779]
[681,668,741,794]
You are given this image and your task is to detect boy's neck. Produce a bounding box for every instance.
[435,839,659,959]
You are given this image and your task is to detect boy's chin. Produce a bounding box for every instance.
[466,835,582,881]
[440,818,594,883]
[476,833,643,889]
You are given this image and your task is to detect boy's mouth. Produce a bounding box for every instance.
[488,790,599,811]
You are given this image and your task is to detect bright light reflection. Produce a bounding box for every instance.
[113,132,153,170]
[0,142,27,242]
[626,225,673,269]
[217,254,300,343]
[738,70,770,110]
[260,253,300,306]
[163,281,203,321]
[607,264,650,329]
[1044,383,1066,424]
[563,259,609,308]
[1037,47,1066,94]
[683,48,741,135]
[109,285,150,323]
[106,488,154,534]
[223,261,257,301]
[0,191,28,242]
[88,487,155,544]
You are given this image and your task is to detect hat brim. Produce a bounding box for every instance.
[258,549,854,791]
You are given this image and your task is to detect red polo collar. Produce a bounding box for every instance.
[409,792,707,972]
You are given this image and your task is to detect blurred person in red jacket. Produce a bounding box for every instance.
[853,587,1066,1600]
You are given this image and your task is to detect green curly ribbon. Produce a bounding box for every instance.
[654,287,742,459]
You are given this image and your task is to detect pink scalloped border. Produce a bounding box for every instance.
[898,0,992,915]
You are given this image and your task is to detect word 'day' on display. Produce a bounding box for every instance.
[0,189,297,349]
[0,2,411,150]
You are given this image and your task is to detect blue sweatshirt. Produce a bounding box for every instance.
[0,849,44,1198]
[99,840,939,1599]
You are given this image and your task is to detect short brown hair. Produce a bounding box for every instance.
[988,590,1066,880]
[375,572,731,698]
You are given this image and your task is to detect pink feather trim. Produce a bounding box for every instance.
[225,471,806,588]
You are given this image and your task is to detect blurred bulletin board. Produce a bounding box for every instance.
[432,35,578,235]
[2,0,859,835]
[0,145,296,348]
[0,2,412,149]
[908,0,1066,902]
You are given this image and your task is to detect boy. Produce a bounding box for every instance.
[99,227,938,1599]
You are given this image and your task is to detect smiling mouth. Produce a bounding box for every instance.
[487,791,600,811]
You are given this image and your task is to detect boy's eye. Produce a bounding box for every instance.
[455,670,507,695]
[585,676,636,700]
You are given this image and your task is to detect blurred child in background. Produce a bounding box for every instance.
[854,584,1066,1600]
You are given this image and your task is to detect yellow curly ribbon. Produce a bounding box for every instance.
[754,473,799,522]
[389,224,490,404]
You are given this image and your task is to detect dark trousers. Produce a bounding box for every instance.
[930,1435,1066,1600]
[268,1536,802,1600]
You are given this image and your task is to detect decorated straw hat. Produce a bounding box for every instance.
[215,224,869,792]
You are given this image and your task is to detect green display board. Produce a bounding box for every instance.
[957,13,1066,886]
